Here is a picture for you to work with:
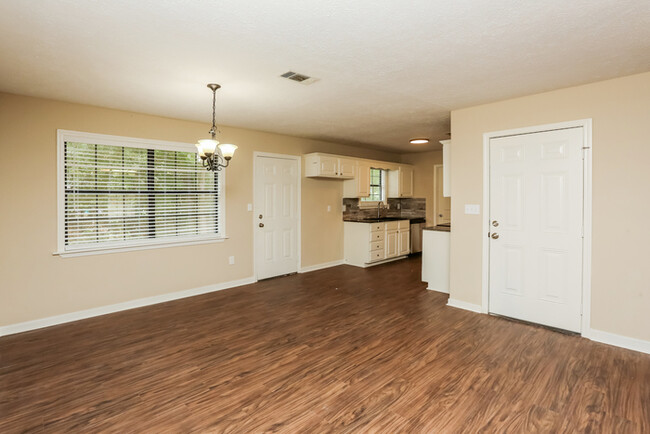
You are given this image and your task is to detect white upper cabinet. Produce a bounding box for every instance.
[304,153,355,179]
[317,155,338,176]
[343,161,371,197]
[338,158,356,178]
[387,166,414,198]
[440,139,451,197]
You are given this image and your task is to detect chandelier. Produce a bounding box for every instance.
[195,83,237,171]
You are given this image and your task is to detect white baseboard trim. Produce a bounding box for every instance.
[447,298,483,313]
[0,276,257,337]
[585,328,650,355]
[299,259,345,273]
[427,286,450,294]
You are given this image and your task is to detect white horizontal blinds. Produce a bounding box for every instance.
[64,141,218,249]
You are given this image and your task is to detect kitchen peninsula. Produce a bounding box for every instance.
[422,224,451,293]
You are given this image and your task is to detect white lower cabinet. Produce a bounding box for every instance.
[385,229,398,258]
[344,220,410,267]
[399,227,410,256]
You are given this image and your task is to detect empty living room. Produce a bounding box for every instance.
[1,1,649,432]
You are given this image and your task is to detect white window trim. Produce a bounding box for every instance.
[54,130,227,257]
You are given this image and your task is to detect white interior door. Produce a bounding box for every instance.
[489,127,584,332]
[254,155,299,280]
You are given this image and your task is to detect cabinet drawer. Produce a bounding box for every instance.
[398,220,410,230]
[385,221,399,230]
[368,249,385,262]
[369,223,384,232]
[369,230,385,242]
[370,241,383,251]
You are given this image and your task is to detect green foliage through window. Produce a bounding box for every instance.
[361,168,384,202]
[64,141,219,248]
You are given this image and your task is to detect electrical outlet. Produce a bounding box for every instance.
[464,204,480,215]
[228,256,235,265]
[327,205,331,212]
[247,203,252,211]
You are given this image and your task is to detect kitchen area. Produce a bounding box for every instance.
[304,144,451,288]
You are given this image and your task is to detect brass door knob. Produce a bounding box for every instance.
[259,223,264,228]
[491,233,499,239]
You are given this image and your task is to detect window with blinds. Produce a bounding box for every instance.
[59,132,222,254]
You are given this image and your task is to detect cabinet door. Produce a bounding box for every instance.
[338,158,356,178]
[319,156,339,176]
[400,167,413,197]
[385,230,398,258]
[357,163,371,196]
[398,230,410,255]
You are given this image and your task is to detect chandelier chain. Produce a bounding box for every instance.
[211,88,217,138]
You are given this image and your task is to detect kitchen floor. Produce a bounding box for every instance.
[1,256,648,432]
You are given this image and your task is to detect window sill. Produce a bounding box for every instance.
[53,235,228,258]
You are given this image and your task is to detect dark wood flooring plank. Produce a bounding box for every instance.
[1,256,649,433]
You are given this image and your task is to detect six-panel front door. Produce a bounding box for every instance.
[488,127,584,332]
[254,155,299,280]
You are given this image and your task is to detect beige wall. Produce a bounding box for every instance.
[0,93,400,327]
[450,71,650,341]
[401,150,443,225]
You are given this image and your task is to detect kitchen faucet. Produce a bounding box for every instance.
[377,201,383,218]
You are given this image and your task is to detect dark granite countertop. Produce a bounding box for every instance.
[343,217,402,223]
[343,217,426,223]
[423,225,451,232]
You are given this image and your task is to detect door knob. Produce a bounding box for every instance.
[259,223,264,228]
[258,214,263,219]
[492,220,499,227]
[491,233,499,239]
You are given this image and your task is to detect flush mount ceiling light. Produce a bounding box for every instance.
[409,138,429,145]
[195,84,237,171]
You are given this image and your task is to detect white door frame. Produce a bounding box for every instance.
[481,119,592,334]
[433,164,443,226]
[253,152,302,281]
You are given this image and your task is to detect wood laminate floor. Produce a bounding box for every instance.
[1,256,649,433]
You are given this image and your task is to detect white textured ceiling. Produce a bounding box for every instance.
[1,1,649,152]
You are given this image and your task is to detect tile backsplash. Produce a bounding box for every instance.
[342,197,426,220]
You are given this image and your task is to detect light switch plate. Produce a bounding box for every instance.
[464,204,480,215]
[327,205,331,212]
[228,256,235,265]
[247,203,252,211]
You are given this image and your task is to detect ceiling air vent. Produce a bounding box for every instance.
[280,71,319,85]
